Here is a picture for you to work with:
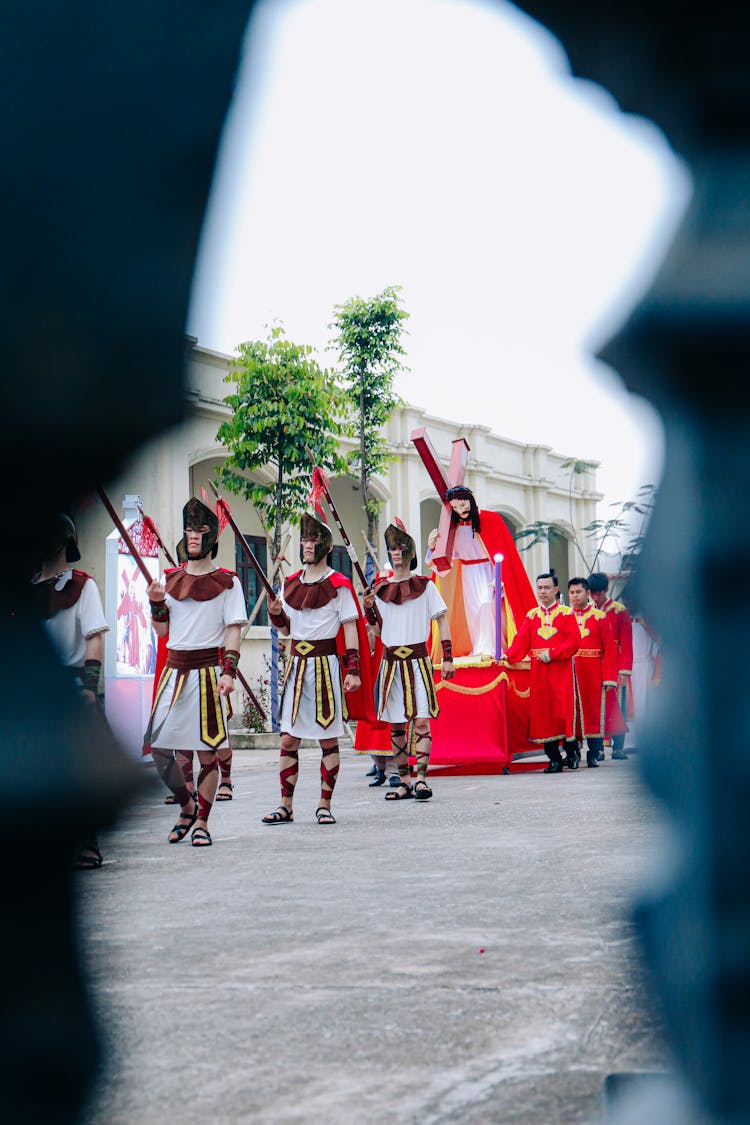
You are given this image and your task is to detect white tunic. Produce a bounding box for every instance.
[279,571,358,739]
[43,571,109,668]
[625,619,659,750]
[377,581,447,724]
[428,524,495,656]
[149,573,248,752]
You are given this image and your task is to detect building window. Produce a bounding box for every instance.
[236,534,268,626]
[330,545,353,582]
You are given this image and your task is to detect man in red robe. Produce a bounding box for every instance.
[589,572,631,760]
[504,572,580,773]
[565,577,618,769]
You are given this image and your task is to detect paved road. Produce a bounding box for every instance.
[80,749,670,1124]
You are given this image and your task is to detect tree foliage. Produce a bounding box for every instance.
[516,463,657,587]
[215,325,348,561]
[330,285,408,540]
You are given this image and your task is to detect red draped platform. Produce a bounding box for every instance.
[352,659,546,775]
[430,659,545,774]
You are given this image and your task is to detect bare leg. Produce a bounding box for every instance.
[413,719,433,798]
[385,726,412,800]
[164,750,195,804]
[152,748,197,842]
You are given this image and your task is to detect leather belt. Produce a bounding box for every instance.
[166,647,221,670]
[384,642,429,661]
[290,637,338,658]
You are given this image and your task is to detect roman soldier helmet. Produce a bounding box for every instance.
[48,513,81,563]
[445,485,481,533]
[299,509,333,565]
[384,517,417,571]
[180,497,220,560]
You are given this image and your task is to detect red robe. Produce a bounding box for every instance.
[572,605,617,739]
[602,597,633,734]
[505,603,580,742]
[430,510,537,660]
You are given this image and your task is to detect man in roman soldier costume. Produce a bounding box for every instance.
[145,497,248,847]
[262,508,363,826]
[504,572,580,773]
[32,514,110,868]
[363,518,455,801]
[426,486,532,658]
[589,572,631,760]
[564,577,618,769]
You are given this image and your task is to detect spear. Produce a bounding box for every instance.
[97,485,153,584]
[137,505,177,567]
[207,481,276,600]
[235,667,267,722]
[306,451,369,591]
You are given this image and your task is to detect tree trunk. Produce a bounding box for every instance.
[359,374,367,527]
[270,458,283,734]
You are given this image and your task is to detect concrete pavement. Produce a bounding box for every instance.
[79,749,671,1124]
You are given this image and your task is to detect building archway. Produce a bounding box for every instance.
[419,498,442,574]
[548,526,572,599]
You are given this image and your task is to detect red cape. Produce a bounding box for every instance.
[478,510,537,625]
[287,569,379,724]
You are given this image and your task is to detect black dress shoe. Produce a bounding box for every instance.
[369,769,386,787]
[389,774,402,787]
[612,750,628,760]
[586,751,599,768]
[543,761,563,774]
[366,764,378,776]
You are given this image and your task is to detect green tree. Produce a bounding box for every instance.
[215,325,348,565]
[516,468,656,590]
[330,285,408,544]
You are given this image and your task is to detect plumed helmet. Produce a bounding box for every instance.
[384,518,417,571]
[180,497,220,560]
[299,511,333,565]
[49,513,81,563]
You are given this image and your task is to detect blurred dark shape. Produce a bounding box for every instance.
[1,3,254,1121]
[513,2,750,1120]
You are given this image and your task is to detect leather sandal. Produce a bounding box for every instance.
[261,806,294,824]
[385,782,413,801]
[168,804,198,843]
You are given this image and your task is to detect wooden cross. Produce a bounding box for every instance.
[411,427,470,571]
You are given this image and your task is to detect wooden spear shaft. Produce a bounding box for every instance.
[137,506,177,567]
[97,486,153,585]
[208,481,276,600]
[236,666,267,722]
[306,451,369,591]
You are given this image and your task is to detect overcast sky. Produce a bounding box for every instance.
[188,0,691,516]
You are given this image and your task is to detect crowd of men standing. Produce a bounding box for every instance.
[504,571,641,774]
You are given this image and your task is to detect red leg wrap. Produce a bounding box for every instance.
[177,751,194,787]
[218,750,232,781]
[279,739,300,799]
[196,756,219,821]
[390,726,409,777]
[414,724,431,779]
[320,741,340,801]
[153,749,192,807]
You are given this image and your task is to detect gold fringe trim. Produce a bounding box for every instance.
[436,671,509,696]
